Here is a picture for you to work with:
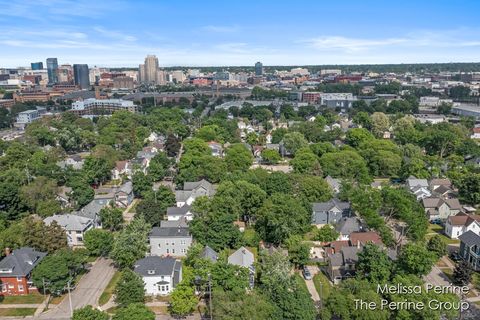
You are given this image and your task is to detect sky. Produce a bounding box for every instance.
[1,0,480,67]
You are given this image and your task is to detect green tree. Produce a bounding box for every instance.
[345,128,374,147]
[24,217,68,253]
[370,112,390,138]
[397,243,436,276]
[271,128,288,144]
[83,157,111,185]
[148,152,171,181]
[212,289,277,320]
[285,235,310,267]
[132,172,153,198]
[294,175,333,203]
[427,235,447,259]
[314,225,339,242]
[169,283,198,317]
[290,148,322,175]
[282,132,308,155]
[115,269,145,307]
[112,303,154,320]
[99,207,124,231]
[225,143,253,172]
[136,187,175,226]
[458,173,480,205]
[452,260,472,286]
[356,243,392,283]
[320,150,371,183]
[83,229,113,256]
[255,193,310,245]
[111,218,149,269]
[260,149,281,164]
[20,176,59,217]
[72,305,109,320]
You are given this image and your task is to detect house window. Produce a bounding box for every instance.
[165,241,169,246]
[166,249,169,254]
[159,285,165,291]
[165,285,169,292]
[171,242,175,246]
[18,285,24,292]
[158,244,161,248]
[1,285,6,292]
[180,240,186,245]
[181,249,186,253]
[147,270,155,275]
[17,276,22,281]
[172,249,175,254]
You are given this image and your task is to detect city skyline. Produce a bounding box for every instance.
[1,0,480,68]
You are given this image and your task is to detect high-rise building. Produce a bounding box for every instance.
[138,64,145,83]
[255,61,263,76]
[46,58,58,84]
[31,62,43,70]
[144,55,159,83]
[73,64,90,89]
[57,64,73,83]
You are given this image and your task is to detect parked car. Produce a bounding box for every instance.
[449,252,461,262]
[303,266,312,280]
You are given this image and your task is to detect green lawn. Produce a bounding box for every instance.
[472,273,480,291]
[98,270,121,306]
[426,224,459,244]
[294,273,309,291]
[313,272,332,300]
[0,308,36,316]
[0,293,45,304]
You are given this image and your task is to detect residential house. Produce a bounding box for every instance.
[56,186,73,209]
[335,217,363,240]
[349,231,383,247]
[445,214,480,239]
[111,160,132,180]
[175,179,216,207]
[94,181,134,208]
[133,256,182,295]
[458,231,480,271]
[325,176,341,194]
[149,224,192,257]
[422,197,462,221]
[429,178,452,192]
[56,154,84,170]
[74,199,106,228]
[311,199,351,227]
[228,247,255,288]
[406,176,429,191]
[166,205,193,221]
[327,246,360,284]
[201,246,218,262]
[410,185,432,200]
[44,214,93,246]
[208,141,223,157]
[0,247,47,295]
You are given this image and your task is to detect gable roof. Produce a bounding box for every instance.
[44,214,93,231]
[201,246,218,262]
[149,226,191,238]
[459,231,480,247]
[312,199,350,212]
[0,247,47,277]
[349,231,383,246]
[448,214,480,226]
[422,197,443,209]
[336,217,362,234]
[74,199,106,220]
[167,205,192,217]
[406,176,428,189]
[134,256,181,277]
[228,246,254,268]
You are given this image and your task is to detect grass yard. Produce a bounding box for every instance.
[98,270,121,306]
[313,272,332,300]
[48,295,65,305]
[0,308,36,316]
[472,272,480,291]
[0,293,45,304]
[425,224,460,245]
[148,306,168,314]
[442,268,454,282]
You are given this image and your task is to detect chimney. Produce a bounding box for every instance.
[4,247,11,256]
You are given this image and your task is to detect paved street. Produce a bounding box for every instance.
[304,266,320,302]
[35,258,116,319]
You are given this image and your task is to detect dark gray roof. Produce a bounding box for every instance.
[312,199,350,212]
[160,219,188,228]
[201,246,218,262]
[459,231,480,247]
[150,226,191,238]
[336,217,362,234]
[167,205,192,217]
[341,246,360,264]
[134,256,181,277]
[0,247,47,277]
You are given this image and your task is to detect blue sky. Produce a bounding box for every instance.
[1,0,480,67]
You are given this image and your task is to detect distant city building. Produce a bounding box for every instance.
[73,64,90,89]
[30,62,43,70]
[71,98,138,116]
[46,58,58,84]
[255,61,263,76]
[58,64,74,84]
[113,76,134,89]
[144,55,159,84]
[15,107,46,129]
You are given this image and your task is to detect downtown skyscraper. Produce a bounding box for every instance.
[139,55,159,84]
[46,58,58,84]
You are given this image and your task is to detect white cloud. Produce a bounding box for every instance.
[202,25,240,33]
[93,26,137,42]
[304,36,406,52]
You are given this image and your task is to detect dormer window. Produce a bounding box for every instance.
[0,268,12,273]
[147,270,155,275]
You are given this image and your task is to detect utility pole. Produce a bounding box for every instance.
[42,278,46,296]
[208,273,213,320]
[67,280,73,317]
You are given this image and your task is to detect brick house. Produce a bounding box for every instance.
[0,247,47,295]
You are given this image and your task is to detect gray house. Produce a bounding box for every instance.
[311,199,351,227]
[134,256,182,295]
[228,247,255,288]
[459,231,480,271]
[149,224,192,257]
[336,217,363,240]
[201,246,218,262]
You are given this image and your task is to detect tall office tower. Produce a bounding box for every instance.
[156,70,166,85]
[31,62,43,70]
[144,55,159,83]
[46,58,58,84]
[57,64,73,83]
[138,64,145,83]
[255,61,263,76]
[73,64,90,89]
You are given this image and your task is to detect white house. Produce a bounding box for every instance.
[134,256,182,296]
[445,214,480,239]
[175,179,216,207]
[44,214,93,246]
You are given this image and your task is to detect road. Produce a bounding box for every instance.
[37,258,116,319]
[303,266,321,302]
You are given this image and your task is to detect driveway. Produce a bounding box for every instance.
[303,266,320,302]
[37,258,116,319]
